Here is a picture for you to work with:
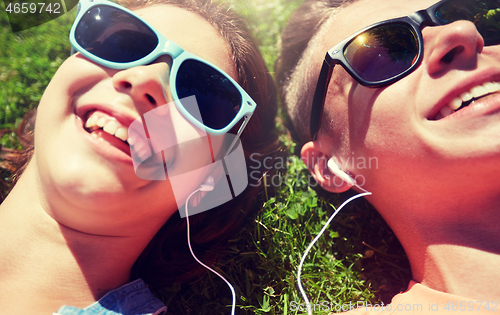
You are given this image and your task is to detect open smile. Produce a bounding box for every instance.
[73,105,136,161]
[431,81,500,120]
[85,110,129,142]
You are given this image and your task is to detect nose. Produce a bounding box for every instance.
[424,20,484,76]
[112,57,172,109]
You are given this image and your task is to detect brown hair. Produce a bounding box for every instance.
[0,110,35,199]
[275,0,358,144]
[0,0,281,289]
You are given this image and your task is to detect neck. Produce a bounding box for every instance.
[0,163,151,314]
[379,189,500,301]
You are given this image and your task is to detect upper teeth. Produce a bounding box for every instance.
[438,81,500,119]
[85,112,129,142]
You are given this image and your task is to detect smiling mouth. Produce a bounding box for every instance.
[432,81,500,120]
[79,109,133,157]
[84,110,129,143]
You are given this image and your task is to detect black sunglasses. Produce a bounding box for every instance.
[310,0,500,139]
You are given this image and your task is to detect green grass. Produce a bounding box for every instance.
[161,152,411,314]
[0,5,74,148]
[225,0,300,73]
[155,1,411,313]
[0,0,412,314]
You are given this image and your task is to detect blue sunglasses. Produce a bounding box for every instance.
[69,0,256,136]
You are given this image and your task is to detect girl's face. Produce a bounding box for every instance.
[34,4,237,235]
[315,0,500,202]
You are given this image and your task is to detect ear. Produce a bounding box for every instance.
[301,141,353,193]
[190,190,204,208]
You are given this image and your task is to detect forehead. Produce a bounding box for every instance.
[133,4,236,79]
[319,0,439,53]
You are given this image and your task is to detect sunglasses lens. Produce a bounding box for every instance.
[176,60,242,130]
[435,0,500,45]
[75,6,158,62]
[344,23,419,83]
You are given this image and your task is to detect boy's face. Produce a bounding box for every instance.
[303,0,500,206]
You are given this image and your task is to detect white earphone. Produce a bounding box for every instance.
[298,159,371,315]
[327,157,356,186]
[199,176,215,192]
[185,175,236,315]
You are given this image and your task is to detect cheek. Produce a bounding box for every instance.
[148,101,218,203]
[33,72,75,181]
[36,61,77,122]
[326,67,427,164]
[157,101,214,168]
[325,77,390,157]
[322,70,356,153]
[357,83,421,152]
[343,84,433,190]
[50,54,108,99]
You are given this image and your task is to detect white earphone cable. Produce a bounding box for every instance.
[185,188,237,315]
[297,184,371,315]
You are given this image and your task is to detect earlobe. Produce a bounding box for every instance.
[190,190,205,208]
[301,141,354,193]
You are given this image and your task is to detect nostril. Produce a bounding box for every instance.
[119,81,132,89]
[146,94,156,105]
[441,46,464,64]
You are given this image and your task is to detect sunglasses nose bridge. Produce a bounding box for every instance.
[161,40,184,59]
[409,10,433,28]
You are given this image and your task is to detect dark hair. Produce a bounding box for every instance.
[0,0,281,290]
[0,110,35,198]
[275,0,358,144]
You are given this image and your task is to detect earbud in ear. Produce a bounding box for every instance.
[327,158,356,186]
[199,176,215,192]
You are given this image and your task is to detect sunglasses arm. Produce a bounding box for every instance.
[225,113,252,156]
[310,57,335,140]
